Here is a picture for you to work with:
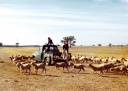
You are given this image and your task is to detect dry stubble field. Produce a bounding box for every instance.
[0,46,128,91]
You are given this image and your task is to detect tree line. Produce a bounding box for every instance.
[1,36,128,47]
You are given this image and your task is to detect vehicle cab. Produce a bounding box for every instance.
[32,44,62,65]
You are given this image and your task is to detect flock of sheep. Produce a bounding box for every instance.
[9,55,47,75]
[71,55,128,75]
[9,55,85,75]
[9,54,128,76]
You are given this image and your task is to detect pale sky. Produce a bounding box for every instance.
[0,0,128,46]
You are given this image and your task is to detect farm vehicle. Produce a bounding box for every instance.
[32,44,71,65]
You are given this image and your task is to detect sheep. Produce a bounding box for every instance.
[108,57,120,63]
[53,57,69,72]
[78,55,86,63]
[71,56,75,61]
[53,57,68,64]
[89,64,104,75]
[13,55,22,61]
[71,56,78,62]
[122,58,128,67]
[71,55,81,63]
[9,55,14,61]
[85,56,94,63]
[93,57,102,64]
[101,57,108,63]
[55,62,69,72]
[111,65,128,75]
[18,62,31,74]
[100,62,115,72]
[12,57,26,65]
[71,63,85,73]
[89,63,114,75]
[16,62,25,71]
[31,61,46,75]
[21,55,33,60]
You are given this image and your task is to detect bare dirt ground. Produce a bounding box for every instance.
[0,47,128,91]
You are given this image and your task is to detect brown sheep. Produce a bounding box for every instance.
[89,63,114,75]
[71,63,85,73]
[55,62,69,72]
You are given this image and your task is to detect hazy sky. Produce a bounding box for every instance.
[0,0,128,46]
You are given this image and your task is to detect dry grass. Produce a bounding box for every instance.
[0,46,128,91]
[68,46,128,58]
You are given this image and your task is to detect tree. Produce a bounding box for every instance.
[108,43,112,47]
[98,44,102,46]
[0,42,3,47]
[15,43,19,47]
[61,36,76,48]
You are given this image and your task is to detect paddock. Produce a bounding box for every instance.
[0,46,128,91]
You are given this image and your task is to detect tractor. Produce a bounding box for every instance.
[32,44,71,65]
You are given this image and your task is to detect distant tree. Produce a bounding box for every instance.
[61,36,76,48]
[98,44,102,46]
[0,42,3,47]
[15,43,19,47]
[109,43,112,47]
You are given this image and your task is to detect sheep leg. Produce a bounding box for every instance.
[71,68,76,73]
[41,69,44,74]
[63,67,65,71]
[28,68,31,74]
[22,69,25,74]
[19,67,22,73]
[56,66,59,70]
[101,70,103,74]
[17,66,20,71]
[78,69,81,73]
[25,69,27,73]
[35,69,38,75]
[92,70,96,74]
[99,70,103,75]
[44,68,46,74]
[66,67,69,72]
[41,68,44,73]
[71,68,74,72]
[55,66,58,70]
[41,68,46,74]
[82,68,85,73]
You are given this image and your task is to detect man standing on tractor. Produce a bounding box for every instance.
[47,37,54,52]
[48,37,54,45]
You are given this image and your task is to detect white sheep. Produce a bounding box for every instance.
[18,62,31,74]
[101,57,108,63]
[93,57,102,64]
[71,55,81,63]
[16,62,25,71]
[9,55,14,61]
[71,56,77,61]
[31,62,46,75]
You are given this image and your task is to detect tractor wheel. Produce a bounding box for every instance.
[48,56,52,65]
